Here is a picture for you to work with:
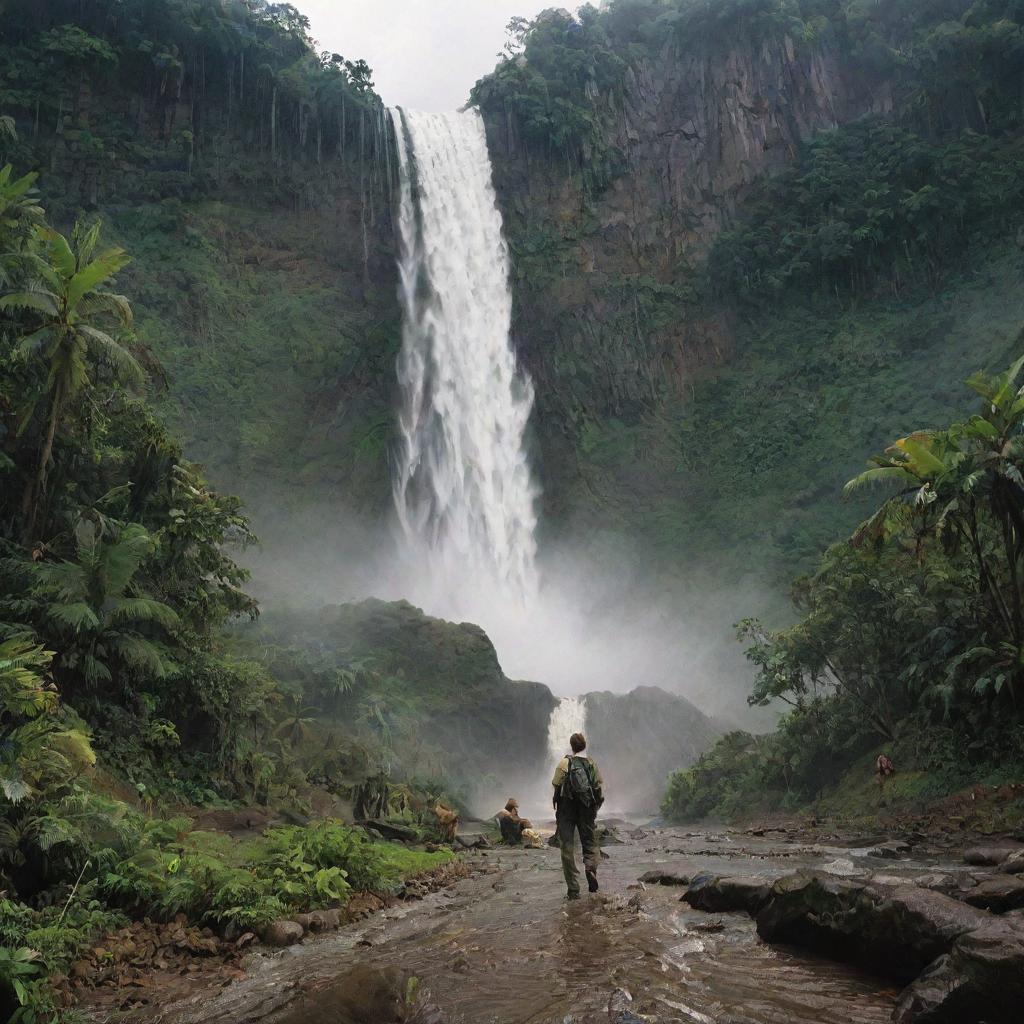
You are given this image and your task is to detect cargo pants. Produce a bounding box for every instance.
[555,799,599,897]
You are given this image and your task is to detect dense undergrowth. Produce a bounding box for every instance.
[663,358,1024,822]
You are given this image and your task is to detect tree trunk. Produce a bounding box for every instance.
[22,379,63,545]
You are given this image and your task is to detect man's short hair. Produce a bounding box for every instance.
[505,798,518,811]
[569,732,586,753]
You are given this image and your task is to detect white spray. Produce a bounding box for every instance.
[389,107,538,614]
[547,696,588,765]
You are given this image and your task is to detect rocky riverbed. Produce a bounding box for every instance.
[84,823,1023,1024]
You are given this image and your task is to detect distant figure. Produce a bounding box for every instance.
[552,732,604,900]
[354,767,390,821]
[433,801,459,843]
[496,798,543,848]
[876,753,895,795]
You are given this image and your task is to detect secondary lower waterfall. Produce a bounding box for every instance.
[547,697,587,765]
[389,107,538,615]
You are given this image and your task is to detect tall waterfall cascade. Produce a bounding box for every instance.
[547,697,588,765]
[389,107,538,614]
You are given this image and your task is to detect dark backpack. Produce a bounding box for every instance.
[563,755,597,807]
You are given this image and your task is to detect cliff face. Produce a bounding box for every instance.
[584,686,720,814]
[0,2,402,528]
[260,599,559,805]
[483,31,893,428]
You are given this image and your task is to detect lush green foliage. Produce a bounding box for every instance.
[710,123,1024,299]
[102,817,450,930]
[664,358,1024,821]
[0,0,383,201]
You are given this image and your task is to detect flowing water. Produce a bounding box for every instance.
[152,826,930,1024]
[389,107,538,616]
[547,696,588,764]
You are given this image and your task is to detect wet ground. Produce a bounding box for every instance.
[138,825,961,1024]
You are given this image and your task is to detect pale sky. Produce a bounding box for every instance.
[298,0,566,112]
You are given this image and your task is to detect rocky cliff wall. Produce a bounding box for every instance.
[584,685,721,814]
[483,31,893,429]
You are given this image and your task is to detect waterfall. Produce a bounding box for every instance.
[389,107,538,615]
[547,697,588,765]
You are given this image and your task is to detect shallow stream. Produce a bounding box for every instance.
[148,826,959,1024]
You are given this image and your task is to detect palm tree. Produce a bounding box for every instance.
[845,355,1024,695]
[29,521,179,690]
[0,220,143,540]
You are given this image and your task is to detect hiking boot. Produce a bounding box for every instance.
[586,868,599,893]
[565,891,580,901]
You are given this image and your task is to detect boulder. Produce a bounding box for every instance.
[755,872,987,984]
[453,832,490,849]
[961,874,1024,913]
[682,873,772,915]
[261,920,305,947]
[357,819,419,843]
[1000,849,1024,875]
[963,844,1023,867]
[866,839,912,859]
[638,869,690,886]
[894,914,1024,1023]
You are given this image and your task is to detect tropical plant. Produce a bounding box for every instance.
[0,945,44,1023]
[28,520,179,689]
[0,220,141,539]
[0,165,43,264]
[845,352,1024,699]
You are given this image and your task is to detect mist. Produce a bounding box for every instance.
[243,497,780,730]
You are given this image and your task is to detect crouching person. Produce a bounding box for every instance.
[496,798,543,848]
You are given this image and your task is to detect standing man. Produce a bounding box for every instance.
[552,731,604,900]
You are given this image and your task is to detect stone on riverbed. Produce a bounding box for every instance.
[962,843,1023,867]
[638,869,690,886]
[961,873,1024,913]
[755,871,988,983]
[682,873,772,915]
[866,839,912,859]
[358,819,419,843]
[1002,849,1024,874]
[894,913,1024,1023]
[261,920,305,947]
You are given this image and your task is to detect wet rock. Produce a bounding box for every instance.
[682,873,772,915]
[755,872,988,984]
[867,839,912,859]
[690,917,726,933]
[1000,849,1024,874]
[358,819,419,843]
[963,844,1023,867]
[910,873,959,894]
[961,874,1024,913]
[638,869,690,886]
[285,963,440,1024]
[317,908,342,930]
[822,858,858,876]
[453,832,490,849]
[261,920,305,947]
[894,914,1024,1023]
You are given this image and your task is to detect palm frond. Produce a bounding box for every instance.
[67,249,131,309]
[1,289,59,317]
[76,324,145,387]
[107,597,179,630]
[48,601,101,633]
